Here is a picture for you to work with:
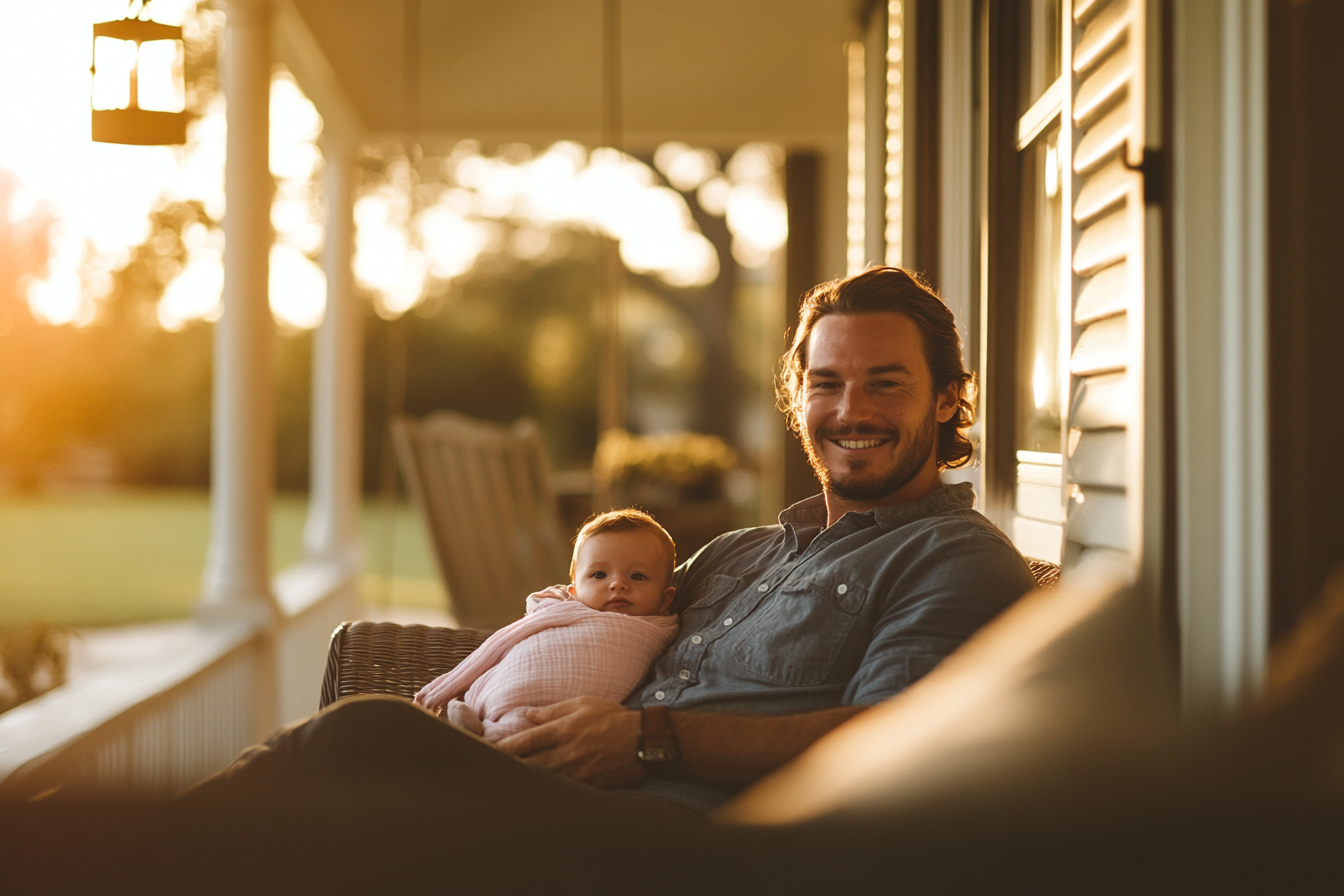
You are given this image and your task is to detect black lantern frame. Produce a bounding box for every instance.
[90,13,189,145]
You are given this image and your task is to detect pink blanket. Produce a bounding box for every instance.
[413,596,679,742]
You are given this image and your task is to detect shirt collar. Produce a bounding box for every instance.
[778,481,976,531]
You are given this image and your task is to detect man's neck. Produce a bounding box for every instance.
[822,467,944,527]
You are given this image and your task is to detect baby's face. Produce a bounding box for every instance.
[568,530,675,617]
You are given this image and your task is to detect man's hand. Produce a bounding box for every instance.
[495,696,646,788]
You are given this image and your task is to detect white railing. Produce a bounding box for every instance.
[0,560,358,799]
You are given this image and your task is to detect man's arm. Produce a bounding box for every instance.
[495,697,865,789]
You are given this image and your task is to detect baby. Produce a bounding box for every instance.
[413,509,679,742]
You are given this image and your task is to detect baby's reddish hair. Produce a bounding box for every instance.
[569,509,676,585]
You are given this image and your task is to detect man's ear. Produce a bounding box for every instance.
[660,586,676,613]
[936,383,959,424]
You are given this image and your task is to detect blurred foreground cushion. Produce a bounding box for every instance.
[720,558,1180,826]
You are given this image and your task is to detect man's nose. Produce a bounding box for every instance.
[836,383,874,423]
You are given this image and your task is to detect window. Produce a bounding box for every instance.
[982,0,1068,564]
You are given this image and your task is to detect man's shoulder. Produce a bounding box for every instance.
[877,507,1036,600]
[892,504,1016,545]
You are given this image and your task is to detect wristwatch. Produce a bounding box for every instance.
[637,705,681,778]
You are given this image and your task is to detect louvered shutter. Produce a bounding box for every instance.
[1063,0,1148,569]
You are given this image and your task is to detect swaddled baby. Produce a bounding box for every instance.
[413,509,679,741]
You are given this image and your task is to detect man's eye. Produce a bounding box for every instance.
[809,381,839,391]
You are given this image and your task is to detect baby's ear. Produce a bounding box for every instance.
[660,585,676,613]
[567,583,577,598]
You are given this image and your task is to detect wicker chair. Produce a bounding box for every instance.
[318,559,1063,710]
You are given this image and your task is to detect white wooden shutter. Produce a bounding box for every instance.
[1062,0,1148,570]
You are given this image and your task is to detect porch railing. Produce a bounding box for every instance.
[0,560,358,799]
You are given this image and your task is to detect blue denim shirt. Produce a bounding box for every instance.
[622,482,1035,811]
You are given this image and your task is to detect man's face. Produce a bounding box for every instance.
[800,312,957,506]
[568,530,675,617]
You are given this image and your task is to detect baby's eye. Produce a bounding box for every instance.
[591,570,606,579]
[631,572,647,580]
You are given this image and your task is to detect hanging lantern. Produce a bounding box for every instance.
[90,6,188,146]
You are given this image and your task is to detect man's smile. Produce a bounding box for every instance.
[833,437,889,450]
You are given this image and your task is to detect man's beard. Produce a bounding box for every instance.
[802,409,939,503]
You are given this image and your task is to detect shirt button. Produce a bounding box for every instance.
[691,635,703,644]
[757,584,768,592]
[679,670,690,680]
[654,691,665,700]
[723,617,734,626]
[837,583,848,594]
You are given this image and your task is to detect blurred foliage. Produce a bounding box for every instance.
[363,250,605,490]
[182,3,223,117]
[0,199,219,490]
[0,622,69,714]
[0,170,55,335]
[595,428,737,505]
[0,180,610,492]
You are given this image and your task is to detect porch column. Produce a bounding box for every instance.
[303,137,363,570]
[199,0,279,625]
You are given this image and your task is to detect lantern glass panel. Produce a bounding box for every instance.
[91,36,136,110]
[137,40,184,113]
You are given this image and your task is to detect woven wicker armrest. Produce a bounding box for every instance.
[318,621,491,710]
[1027,559,1061,590]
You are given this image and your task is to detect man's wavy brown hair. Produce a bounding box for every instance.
[776,266,977,470]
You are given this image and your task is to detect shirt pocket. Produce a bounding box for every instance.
[729,570,865,687]
[679,573,738,625]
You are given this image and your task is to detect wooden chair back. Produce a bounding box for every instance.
[392,412,572,631]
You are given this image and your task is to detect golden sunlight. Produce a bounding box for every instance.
[0,0,325,332]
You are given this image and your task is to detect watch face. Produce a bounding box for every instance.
[638,742,679,763]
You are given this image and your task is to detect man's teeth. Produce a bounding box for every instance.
[836,438,884,449]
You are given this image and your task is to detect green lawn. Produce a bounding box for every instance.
[0,490,445,627]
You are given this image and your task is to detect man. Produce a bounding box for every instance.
[191,266,1034,817]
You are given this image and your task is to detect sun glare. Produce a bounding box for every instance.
[3,2,785,331]
[1,1,326,332]
[354,139,784,318]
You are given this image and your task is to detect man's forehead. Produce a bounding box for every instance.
[804,312,929,373]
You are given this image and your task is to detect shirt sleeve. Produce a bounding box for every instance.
[842,519,1038,706]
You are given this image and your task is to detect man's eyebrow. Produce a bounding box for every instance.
[805,364,914,377]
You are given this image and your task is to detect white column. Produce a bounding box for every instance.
[199,0,279,625]
[303,137,363,571]
[1173,0,1269,717]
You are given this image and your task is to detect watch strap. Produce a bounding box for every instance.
[637,705,681,777]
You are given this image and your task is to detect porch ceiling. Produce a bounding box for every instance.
[286,0,855,149]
